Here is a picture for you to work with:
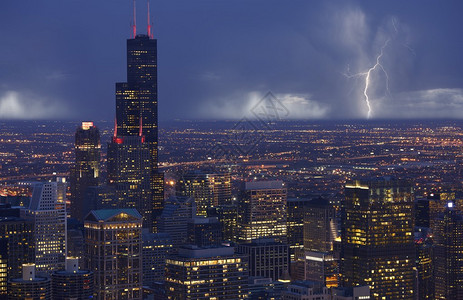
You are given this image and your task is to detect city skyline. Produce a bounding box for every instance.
[1,0,463,121]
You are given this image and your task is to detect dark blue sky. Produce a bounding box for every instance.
[1,0,463,120]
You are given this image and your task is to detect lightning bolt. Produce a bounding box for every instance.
[344,39,391,119]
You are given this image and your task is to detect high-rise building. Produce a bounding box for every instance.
[237,239,289,281]
[107,136,152,227]
[110,16,164,233]
[237,181,287,243]
[22,181,67,274]
[0,206,34,297]
[70,121,101,222]
[165,245,248,299]
[142,230,173,287]
[51,258,94,300]
[433,202,463,299]
[187,217,223,247]
[415,229,433,300]
[8,264,51,300]
[287,197,311,261]
[84,209,143,300]
[304,197,337,253]
[208,204,238,242]
[178,170,232,216]
[341,177,415,300]
[281,281,330,300]
[157,196,196,250]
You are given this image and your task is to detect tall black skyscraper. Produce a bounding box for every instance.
[109,4,164,232]
[70,122,101,222]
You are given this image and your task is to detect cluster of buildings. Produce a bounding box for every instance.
[2,8,463,300]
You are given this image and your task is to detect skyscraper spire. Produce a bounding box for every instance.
[132,0,137,38]
[147,0,153,39]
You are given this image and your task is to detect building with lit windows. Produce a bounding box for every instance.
[157,196,196,250]
[304,197,337,253]
[415,229,433,300]
[341,177,415,299]
[107,135,152,228]
[177,170,232,216]
[8,264,51,300]
[433,202,463,299]
[237,181,287,243]
[84,209,143,300]
[0,206,34,297]
[142,230,173,287]
[165,245,248,299]
[287,198,311,261]
[112,29,164,232]
[281,281,330,300]
[22,180,67,274]
[70,121,101,222]
[208,204,238,242]
[51,257,94,299]
[187,217,222,247]
[238,239,289,281]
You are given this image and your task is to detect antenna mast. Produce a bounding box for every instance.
[147,0,153,38]
[132,0,137,38]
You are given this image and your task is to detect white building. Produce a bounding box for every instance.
[23,180,67,274]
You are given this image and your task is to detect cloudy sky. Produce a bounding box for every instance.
[1,0,462,120]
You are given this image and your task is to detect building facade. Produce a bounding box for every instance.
[84,209,143,300]
[51,258,94,299]
[22,181,67,274]
[341,177,415,299]
[165,246,248,299]
[70,121,101,222]
[237,181,287,243]
[178,171,232,216]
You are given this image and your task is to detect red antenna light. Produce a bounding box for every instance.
[113,118,118,139]
[139,112,143,137]
[147,0,153,38]
[132,0,137,38]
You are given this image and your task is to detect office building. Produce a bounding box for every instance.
[304,197,337,253]
[165,245,248,299]
[70,121,101,222]
[415,229,433,300]
[433,202,463,299]
[107,135,153,228]
[23,181,67,274]
[51,257,94,299]
[84,209,143,300]
[8,264,51,300]
[331,286,371,300]
[207,204,238,242]
[287,197,311,261]
[178,170,232,215]
[281,281,330,300]
[0,210,34,297]
[142,230,173,287]
[237,181,287,243]
[341,177,415,299]
[187,217,222,247]
[157,196,195,249]
[237,239,289,281]
[112,20,164,233]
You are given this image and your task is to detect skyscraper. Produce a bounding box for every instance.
[433,202,463,299]
[178,170,232,216]
[0,205,34,297]
[165,246,248,299]
[23,181,67,274]
[341,177,415,300]
[8,264,51,300]
[237,181,287,243]
[51,258,94,300]
[109,4,164,232]
[84,209,143,300]
[70,121,101,222]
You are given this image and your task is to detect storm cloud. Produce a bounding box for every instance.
[0,0,462,120]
